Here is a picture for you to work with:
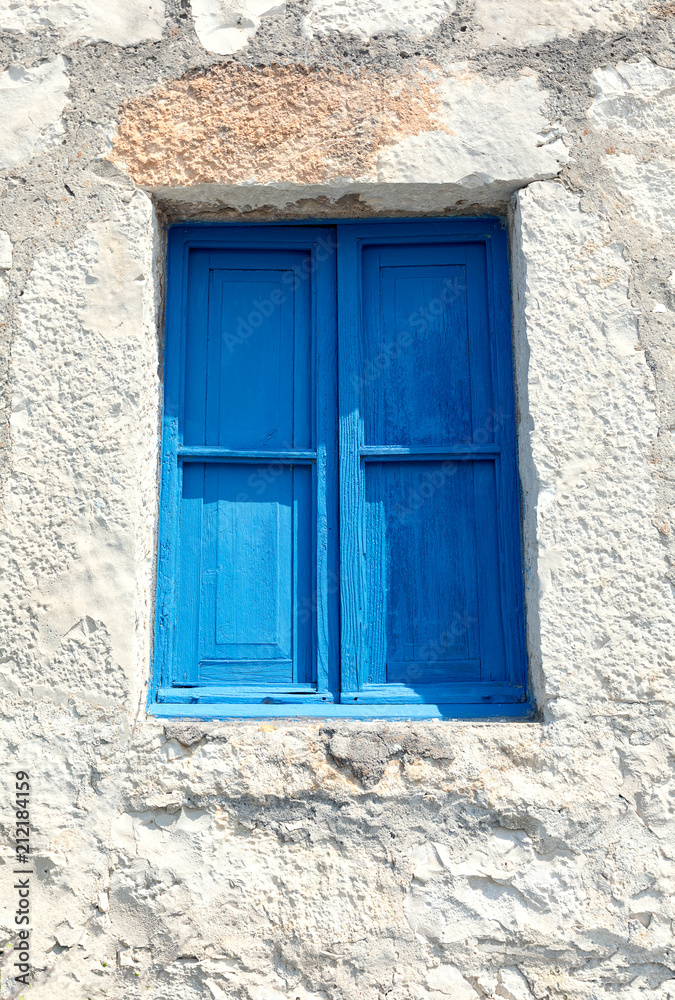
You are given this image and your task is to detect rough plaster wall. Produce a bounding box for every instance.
[2,190,160,713]
[0,2,674,1000]
[512,182,673,716]
[0,0,165,47]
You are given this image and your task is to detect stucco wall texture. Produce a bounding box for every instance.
[0,2,674,999]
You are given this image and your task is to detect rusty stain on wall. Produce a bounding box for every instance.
[112,62,450,187]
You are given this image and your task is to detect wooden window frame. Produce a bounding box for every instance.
[149,218,531,720]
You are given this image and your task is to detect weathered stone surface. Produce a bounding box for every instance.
[0,230,9,307]
[0,0,165,45]
[111,62,565,208]
[425,964,480,997]
[604,153,675,236]
[303,0,456,40]
[376,68,567,195]
[0,229,11,269]
[322,724,456,787]
[588,58,675,246]
[588,56,675,144]
[0,706,673,999]
[473,0,644,47]
[190,0,285,55]
[112,63,448,187]
[0,56,69,170]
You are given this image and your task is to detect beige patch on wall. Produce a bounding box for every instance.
[111,62,449,187]
[650,1,675,16]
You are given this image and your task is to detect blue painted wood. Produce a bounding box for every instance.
[153,238,204,693]
[313,227,340,700]
[150,701,534,720]
[487,227,529,692]
[178,448,316,462]
[179,463,313,684]
[363,460,481,685]
[152,219,528,718]
[183,251,312,450]
[199,661,293,685]
[359,445,499,459]
[156,685,333,703]
[155,231,338,700]
[361,246,472,447]
[340,681,524,704]
[385,661,480,683]
[336,228,364,696]
[338,224,526,703]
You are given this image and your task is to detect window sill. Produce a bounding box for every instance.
[147,701,535,721]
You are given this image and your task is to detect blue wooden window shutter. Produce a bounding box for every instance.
[152,220,528,719]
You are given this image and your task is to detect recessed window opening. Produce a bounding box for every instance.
[151,219,528,719]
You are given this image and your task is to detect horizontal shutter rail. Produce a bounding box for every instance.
[177,447,317,463]
[358,445,500,460]
[157,686,335,705]
[199,659,294,685]
[340,682,526,705]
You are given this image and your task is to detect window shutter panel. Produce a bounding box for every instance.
[338,227,525,705]
[154,221,525,716]
[162,236,338,701]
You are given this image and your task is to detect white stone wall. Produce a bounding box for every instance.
[0,2,674,999]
